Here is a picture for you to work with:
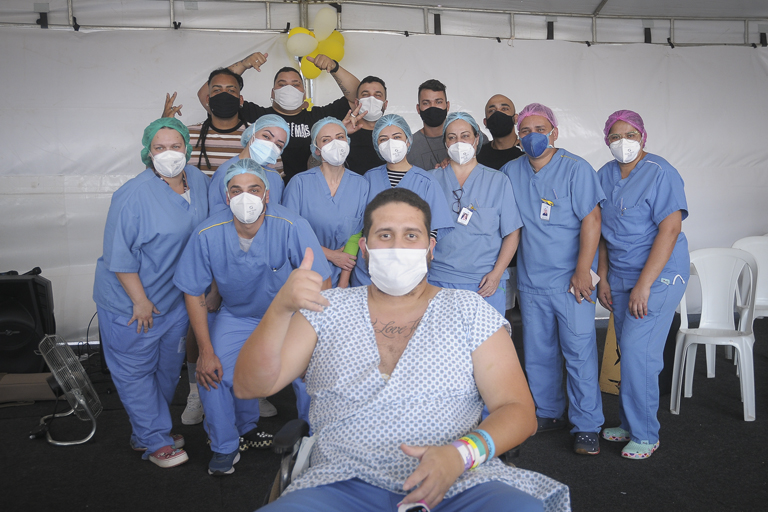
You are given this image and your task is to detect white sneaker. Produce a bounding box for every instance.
[181,393,204,425]
[258,398,277,417]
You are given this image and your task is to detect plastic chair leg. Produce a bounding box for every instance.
[735,341,756,421]
[705,345,716,378]
[724,346,734,360]
[669,332,686,415]
[684,343,698,398]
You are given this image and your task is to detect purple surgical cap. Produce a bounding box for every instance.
[516,103,558,129]
[603,110,646,146]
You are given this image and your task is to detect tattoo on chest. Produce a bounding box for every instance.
[371,318,421,339]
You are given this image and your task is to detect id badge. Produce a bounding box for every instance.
[457,207,473,226]
[540,202,551,221]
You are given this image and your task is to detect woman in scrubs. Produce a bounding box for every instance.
[430,112,522,316]
[596,110,689,459]
[93,118,209,468]
[283,117,369,287]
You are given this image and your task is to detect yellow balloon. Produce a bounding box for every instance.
[287,27,313,38]
[316,39,344,62]
[325,30,344,46]
[313,7,337,41]
[286,33,318,57]
[301,51,322,79]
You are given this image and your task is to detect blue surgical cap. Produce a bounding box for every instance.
[224,158,269,191]
[141,118,192,166]
[372,114,413,159]
[240,114,291,149]
[309,117,349,154]
[442,111,485,155]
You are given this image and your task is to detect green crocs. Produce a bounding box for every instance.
[621,440,660,459]
[602,427,631,442]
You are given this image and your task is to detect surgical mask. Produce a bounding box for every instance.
[520,130,554,158]
[378,139,408,164]
[609,139,642,164]
[249,138,281,166]
[320,139,350,167]
[447,141,476,165]
[486,111,515,139]
[229,192,264,224]
[151,150,186,178]
[208,92,240,119]
[358,96,384,122]
[419,106,448,128]
[367,246,429,296]
[273,85,305,111]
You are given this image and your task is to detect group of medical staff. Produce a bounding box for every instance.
[93,64,689,474]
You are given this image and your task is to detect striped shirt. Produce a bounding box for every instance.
[188,122,246,176]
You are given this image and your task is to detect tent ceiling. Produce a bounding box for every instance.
[352,0,768,19]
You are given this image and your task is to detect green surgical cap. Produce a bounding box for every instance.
[141,118,192,167]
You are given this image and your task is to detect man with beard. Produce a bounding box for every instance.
[477,94,525,170]
[409,79,450,170]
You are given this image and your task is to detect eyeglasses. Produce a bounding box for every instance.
[452,188,464,214]
[607,131,642,143]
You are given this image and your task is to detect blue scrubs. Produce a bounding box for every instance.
[208,155,285,213]
[282,167,369,287]
[93,165,210,455]
[350,165,455,287]
[598,153,689,444]
[174,204,331,453]
[501,149,606,433]
[429,164,523,315]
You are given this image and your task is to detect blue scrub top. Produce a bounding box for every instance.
[350,164,456,286]
[208,155,285,214]
[429,164,523,283]
[501,149,606,295]
[93,166,210,317]
[282,167,369,286]
[597,153,689,280]
[173,203,331,319]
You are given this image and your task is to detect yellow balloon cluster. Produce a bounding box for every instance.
[285,7,345,80]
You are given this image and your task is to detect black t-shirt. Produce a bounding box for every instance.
[476,141,525,170]
[346,128,382,175]
[241,97,350,183]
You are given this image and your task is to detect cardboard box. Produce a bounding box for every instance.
[0,373,57,402]
[599,314,621,395]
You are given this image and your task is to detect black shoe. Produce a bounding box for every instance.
[239,427,273,452]
[573,432,600,455]
[536,416,568,432]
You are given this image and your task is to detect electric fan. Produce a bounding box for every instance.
[34,334,103,446]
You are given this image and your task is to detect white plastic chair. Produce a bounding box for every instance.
[732,236,768,321]
[669,248,758,421]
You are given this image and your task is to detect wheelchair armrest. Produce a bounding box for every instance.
[272,418,309,455]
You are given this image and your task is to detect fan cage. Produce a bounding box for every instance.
[39,335,103,421]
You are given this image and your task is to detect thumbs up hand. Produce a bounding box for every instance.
[277,248,331,314]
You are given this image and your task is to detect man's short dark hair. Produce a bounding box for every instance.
[274,66,302,84]
[358,76,387,97]
[418,79,446,96]
[363,188,432,239]
[208,68,244,90]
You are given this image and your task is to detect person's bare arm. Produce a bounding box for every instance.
[234,248,330,399]
[116,272,160,333]
[596,236,613,312]
[570,205,601,303]
[305,54,360,108]
[478,229,520,297]
[184,293,222,391]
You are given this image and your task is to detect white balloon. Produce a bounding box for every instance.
[313,7,337,41]
[286,33,318,57]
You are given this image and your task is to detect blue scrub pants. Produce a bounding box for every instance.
[519,290,604,433]
[429,280,507,316]
[98,301,188,457]
[609,272,687,444]
[259,478,543,512]
[199,308,261,455]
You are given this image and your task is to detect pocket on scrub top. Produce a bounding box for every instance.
[617,203,651,237]
[466,207,499,237]
[543,194,576,228]
[265,260,293,298]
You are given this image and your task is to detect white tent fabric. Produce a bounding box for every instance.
[1,26,767,340]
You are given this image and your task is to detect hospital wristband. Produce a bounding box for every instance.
[474,429,496,460]
[451,440,474,471]
[463,434,487,469]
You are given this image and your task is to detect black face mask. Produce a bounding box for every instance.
[209,92,241,119]
[486,111,515,139]
[419,106,448,128]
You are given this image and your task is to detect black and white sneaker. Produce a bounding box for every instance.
[239,427,273,452]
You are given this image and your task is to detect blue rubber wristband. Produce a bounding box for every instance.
[474,429,495,459]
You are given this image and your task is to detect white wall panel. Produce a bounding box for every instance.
[1,26,767,339]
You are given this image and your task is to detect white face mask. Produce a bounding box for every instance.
[249,138,281,166]
[151,150,186,178]
[447,141,476,165]
[609,138,642,164]
[320,139,350,167]
[229,192,264,224]
[358,96,384,122]
[367,246,429,297]
[378,139,408,164]
[273,85,305,111]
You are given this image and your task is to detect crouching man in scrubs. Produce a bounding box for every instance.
[234,188,570,512]
[501,103,606,456]
[174,159,331,476]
